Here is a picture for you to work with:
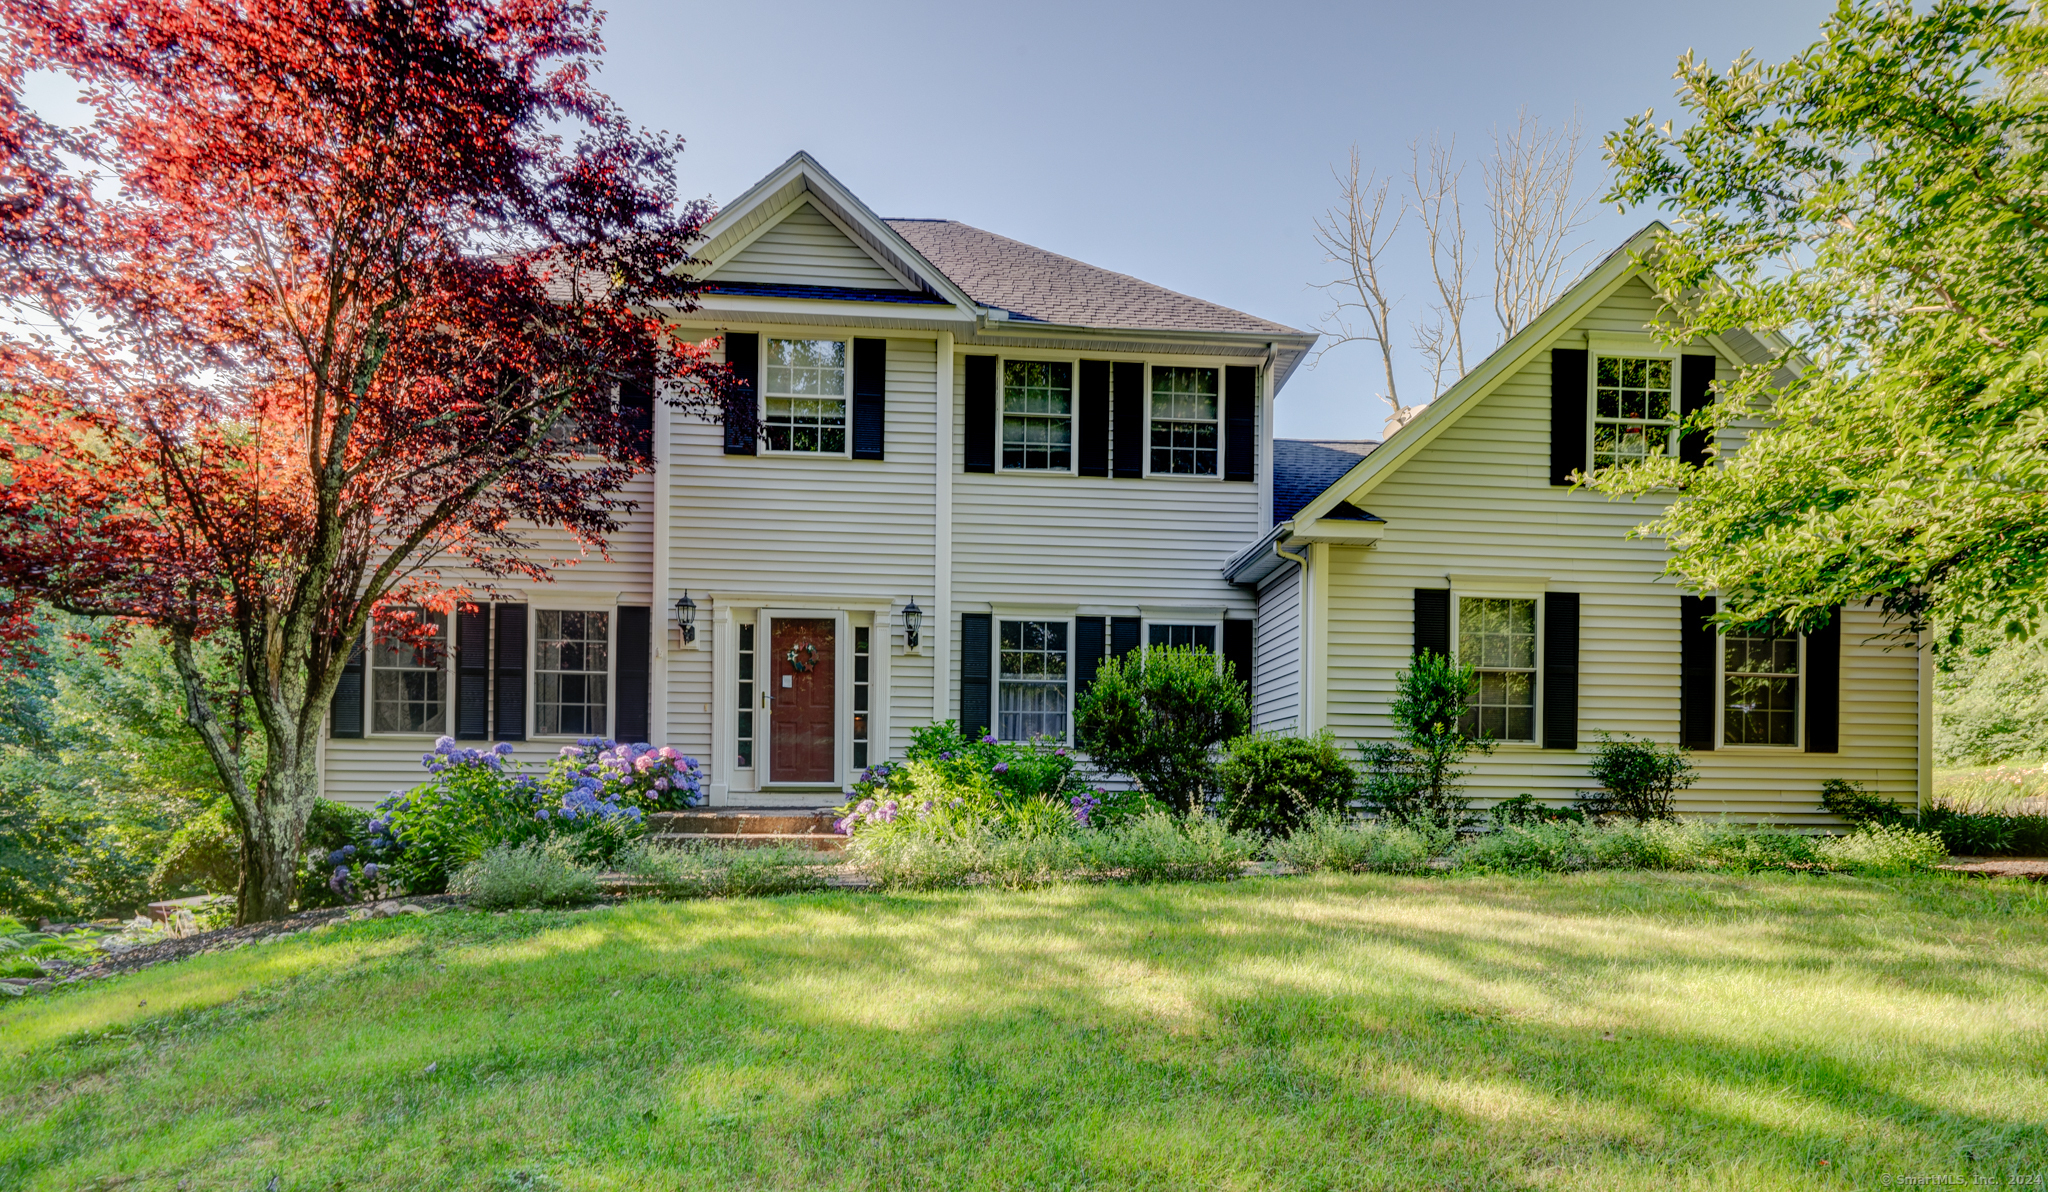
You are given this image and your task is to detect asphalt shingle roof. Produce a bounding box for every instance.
[884,219,1304,336]
[1274,439,1379,526]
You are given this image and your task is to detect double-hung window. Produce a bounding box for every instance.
[371,609,448,734]
[1146,623,1217,652]
[1002,360,1073,471]
[1458,597,1537,742]
[1592,355,1677,469]
[1150,366,1220,476]
[998,619,1069,742]
[1725,630,1800,746]
[763,338,847,454]
[535,610,609,736]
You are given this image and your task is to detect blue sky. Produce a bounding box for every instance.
[21,0,1837,438]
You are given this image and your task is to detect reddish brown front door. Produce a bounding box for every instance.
[768,618,836,783]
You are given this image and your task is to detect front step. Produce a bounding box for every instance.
[647,808,846,852]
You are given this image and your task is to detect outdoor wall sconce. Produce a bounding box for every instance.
[673,591,698,645]
[903,598,923,651]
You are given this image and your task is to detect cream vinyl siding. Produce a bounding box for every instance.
[1253,562,1302,731]
[665,334,939,784]
[709,201,907,291]
[1315,277,1920,822]
[947,354,1261,718]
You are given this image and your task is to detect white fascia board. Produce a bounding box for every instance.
[661,296,976,329]
[1291,222,1671,523]
[1290,519,1384,545]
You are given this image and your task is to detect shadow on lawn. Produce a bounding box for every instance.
[6,872,2047,1189]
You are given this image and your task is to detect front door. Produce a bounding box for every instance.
[767,617,836,783]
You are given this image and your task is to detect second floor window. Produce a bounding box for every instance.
[372,610,447,734]
[1151,366,1219,475]
[1593,355,1676,469]
[763,338,847,454]
[536,609,609,736]
[1002,360,1072,471]
[1458,597,1536,742]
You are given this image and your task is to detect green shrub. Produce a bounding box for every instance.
[1583,821,1684,870]
[148,800,242,897]
[1819,778,1914,827]
[1358,651,1492,831]
[1216,731,1358,837]
[1099,812,1259,883]
[1457,823,1592,873]
[452,840,601,910]
[1578,733,1696,822]
[1662,822,1824,872]
[1266,811,1439,873]
[614,842,831,899]
[1075,647,1250,814]
[1487,794,1584,828]
[845,827,990,891]
[1815,824,1948,875]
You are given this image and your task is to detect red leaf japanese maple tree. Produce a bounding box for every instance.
[0,0,742,921]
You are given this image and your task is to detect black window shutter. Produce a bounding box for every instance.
[1805,605,1841,753]
[1110,616,1142,660]
[1550,347,1588,486]
[1680,595,1717,750]
[723,332,758,456]
[615,606,651,744]
[1223,365,1257,482]
[1680,354,1716,468]
[1414,589,1450,658]
[620,348,655,463]
[852,337,886,461]
[1541,593,1580,750]
[329,634,365,739]
[1112,361,1145,478]
[961,613,992,737]
[1074,616,1107,695]
[1078,360,1110,477]
[456,603,491,740]
[494,602,528,742]
[1222,618,1253,694]
[964,355,996,473]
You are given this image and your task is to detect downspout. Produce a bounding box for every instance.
[1275,539,1309,732]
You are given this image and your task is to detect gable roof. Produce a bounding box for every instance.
[1273,439,1379,525]
[886,219,1304,336]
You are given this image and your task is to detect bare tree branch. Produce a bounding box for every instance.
[1486,107,1596,341]
[1312,146,1404,408]
[1409,133,1471,398]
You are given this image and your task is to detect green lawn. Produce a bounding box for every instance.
[4,873,2046,1190]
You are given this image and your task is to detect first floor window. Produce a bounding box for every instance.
[1002,360,1073,471]
[372,609,447,734]
[1147,623,1216,652]
[1725,631,1799,746]
[853,625,872,770]
[1150,365,1219,475]
[536,609,609,736]
[998,619,1068,741]
[1593,355,1676,469]
[763,338,847,453]
[1458,597,1536,742]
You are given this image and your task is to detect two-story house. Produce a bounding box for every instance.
[322,151,1316,807]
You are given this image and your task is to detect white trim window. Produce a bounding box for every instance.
[1592,355,1677,469]
[371,610,448,734]
[1149,365,1220,476]
[852,623,872,770]
[762,337,848,454]
[1001,359,1074,471]
[1457,596,1537,742]
[1146,622,1217,652]
[735,621,756,769]
[998,619,1070,741]
[1724,630,1800,746]
[535,609,609,737]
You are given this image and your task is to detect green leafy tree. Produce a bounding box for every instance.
[1358,651,1492,830]
[1075,647,1250,815]
[1594,0,2048,640]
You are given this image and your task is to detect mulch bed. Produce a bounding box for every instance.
[1939,856,2048,881]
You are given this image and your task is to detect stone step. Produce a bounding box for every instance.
[646,831,846,853]
[647,808,841,836]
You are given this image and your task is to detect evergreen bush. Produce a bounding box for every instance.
[1578,733,1696,823]
[1215,731,1358,837]
[1075,647,1250,814]
[1358,651,1490,830]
